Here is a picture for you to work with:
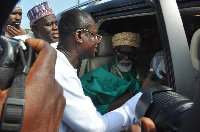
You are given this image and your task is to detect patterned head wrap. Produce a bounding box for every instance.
[112,32,141,48]
[27,1,54,26]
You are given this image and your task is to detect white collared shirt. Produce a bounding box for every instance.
[14,33,58,49]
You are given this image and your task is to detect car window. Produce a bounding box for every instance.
[98,14,161,69]
[80,0,200,99]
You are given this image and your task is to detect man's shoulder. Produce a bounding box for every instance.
[56,50,76,75]
[55,51,78,85]
[56,50,71,68]
[50,42,58,49]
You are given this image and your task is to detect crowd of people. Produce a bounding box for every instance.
[14,1,59,49]
[1,0,199,132]
[0,1,164,132]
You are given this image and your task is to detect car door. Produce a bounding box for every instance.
[149,0,196,99]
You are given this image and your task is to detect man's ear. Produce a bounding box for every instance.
[75,30,83,43]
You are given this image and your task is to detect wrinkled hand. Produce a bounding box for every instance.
[0,38,65,131]
[7,25,25,37]
[142,69,165,93]
[108,90,137,112]
[128,117,156,132]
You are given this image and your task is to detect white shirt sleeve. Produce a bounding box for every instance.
[55,50,142,132]
[14,33,35,42]
[102,92,142,132]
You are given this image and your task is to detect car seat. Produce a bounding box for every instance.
[86,34,114,72]
[190,29,200,99]
[190,29,200,72]
[78,34,114,78]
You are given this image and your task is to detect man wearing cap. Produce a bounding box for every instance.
[81,32,149,115]
[3,1,25,38]
[15,1,59,48]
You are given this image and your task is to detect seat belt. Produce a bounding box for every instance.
[1,40,32,132]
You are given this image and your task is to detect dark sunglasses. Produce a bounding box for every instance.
[115,50,137,59]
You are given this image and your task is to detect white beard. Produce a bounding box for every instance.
[116,59,133,72]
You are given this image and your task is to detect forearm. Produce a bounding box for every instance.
[60,89,142,132]
[103,92,143,131]
[108,90,137,112]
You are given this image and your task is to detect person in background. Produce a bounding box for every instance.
[150,51,165,79]
[15,1,59,48]
[150,51,168,87]
[3,1,25,38]
[81,32,149,114]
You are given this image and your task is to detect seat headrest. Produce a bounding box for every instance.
[190,29,200,72]
[97,34,113,57]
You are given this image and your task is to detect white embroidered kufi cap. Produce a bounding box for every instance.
[27,1,54,26]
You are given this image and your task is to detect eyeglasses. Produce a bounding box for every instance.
[115,50,137,59]
[80,28,102,43]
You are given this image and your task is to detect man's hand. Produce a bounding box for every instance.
[0,39,65,131]
[108,90,137,112]
[142,69,165,93]
[128,117,156,132]
[7,25,25,37]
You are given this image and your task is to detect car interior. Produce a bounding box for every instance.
[78,4,200,84]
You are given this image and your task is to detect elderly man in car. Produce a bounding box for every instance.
[81,32,151,114]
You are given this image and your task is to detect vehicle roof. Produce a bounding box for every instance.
[83,0,200,22]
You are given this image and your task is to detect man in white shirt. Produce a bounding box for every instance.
[14,1,58,48]
[55,9,159,132]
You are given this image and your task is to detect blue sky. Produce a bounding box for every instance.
[20,0,111,29]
